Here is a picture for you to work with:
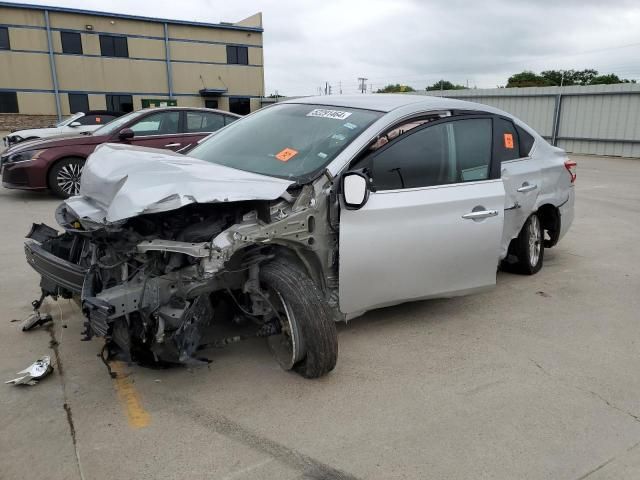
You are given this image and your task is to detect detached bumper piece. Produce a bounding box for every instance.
[5,356,53,386]
[24,238,87,296]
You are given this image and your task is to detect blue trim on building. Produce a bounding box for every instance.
[0,48,263,67]
[168,37,262,48]
[0,2,263,32]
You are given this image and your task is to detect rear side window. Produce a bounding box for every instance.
[453,119,493,181]
[185,111,225,133]
[494,118,520,162]
[368,118,493,190]
[78,114,117,125]
[516,124,535,157]
[224,115,238,125]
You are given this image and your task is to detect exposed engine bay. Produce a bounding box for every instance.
[25,184,340,375]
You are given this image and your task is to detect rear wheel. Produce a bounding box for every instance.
[260,261,338,378]
[513,213,544,275]
[48,157,85,198]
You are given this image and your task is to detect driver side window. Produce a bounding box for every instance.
[367,118,493,191]
[130,111,180,136]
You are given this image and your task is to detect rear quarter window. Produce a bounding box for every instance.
[516,124,535,157]
[494,118,520,162]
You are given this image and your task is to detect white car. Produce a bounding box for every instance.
[24,95,575,378]
[3,110,123,147]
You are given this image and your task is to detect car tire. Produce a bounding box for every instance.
[48,157,85,198]
[260,261,338,379]
[513,213,544,275]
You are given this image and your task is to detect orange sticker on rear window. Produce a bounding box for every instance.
[95,117,101,123]
[275,148,298,162]
[504,133,514,149]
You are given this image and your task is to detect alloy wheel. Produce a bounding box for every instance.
[528,215,541,267]
[56,163,83,196]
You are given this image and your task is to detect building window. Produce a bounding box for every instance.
[226,45,248,65]
[99,35,129,58]
[229,97,250,115]
[0,27,9,50]
[61,32,83,55]
[68,93,89,114]
[204,99,218,109]
[106,94,133,112]
[0,92,19,113]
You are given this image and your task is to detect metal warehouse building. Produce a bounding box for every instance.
[0,2,264,129]
[414,84,640,158]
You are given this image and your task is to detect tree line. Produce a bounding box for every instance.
[375,69,636,93]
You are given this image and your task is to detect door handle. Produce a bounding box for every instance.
[517,183,537,193]
[462,210,499,220]
[164,143,181,148]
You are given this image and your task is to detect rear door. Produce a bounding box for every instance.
[339,116,505,315]
[127,110,183,151]
[180,110,228,151]
[496,118,541,258]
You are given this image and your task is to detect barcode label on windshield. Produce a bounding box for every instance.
[306,109,352,120]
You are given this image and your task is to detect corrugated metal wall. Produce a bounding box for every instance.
[413,84,640,157]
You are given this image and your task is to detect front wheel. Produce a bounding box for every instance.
[48,157,85,198]
[513,213,544,275]
[260,261,338,378]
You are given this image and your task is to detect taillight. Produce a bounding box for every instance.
[564,159,577,183]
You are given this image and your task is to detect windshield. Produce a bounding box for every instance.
[92,110,146,136]
[188,104,382,181]
[55,112,83,127]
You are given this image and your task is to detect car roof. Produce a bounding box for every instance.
[137,106,241,117]
[84,110,126,117]
[281,94,496,114]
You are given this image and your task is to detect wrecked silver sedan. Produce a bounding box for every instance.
[24,95,575,378]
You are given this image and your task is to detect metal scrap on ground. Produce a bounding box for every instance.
[5,355,53,386]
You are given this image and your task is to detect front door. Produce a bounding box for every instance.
[127,110,184,151]
[339,117,505,315]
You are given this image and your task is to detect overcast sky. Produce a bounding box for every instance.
[26,0,640,95]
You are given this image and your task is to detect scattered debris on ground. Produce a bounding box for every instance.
[5,355,54,386]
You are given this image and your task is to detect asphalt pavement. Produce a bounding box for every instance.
[1,154,639,480]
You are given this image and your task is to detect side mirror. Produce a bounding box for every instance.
[69,121,81,127]
[342,172,370,210]
[118,128,134,141]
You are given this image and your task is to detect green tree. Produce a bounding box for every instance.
[506,71,551,88]
[508,69,635,87]
[376,84,416,93]
[425,80,467,91]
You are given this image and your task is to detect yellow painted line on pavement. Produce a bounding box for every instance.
[110,361,151,429]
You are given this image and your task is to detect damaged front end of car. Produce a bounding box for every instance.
[24,178,340,375]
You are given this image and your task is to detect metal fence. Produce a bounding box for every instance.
[411,84,640,158]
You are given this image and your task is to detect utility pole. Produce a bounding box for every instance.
[339,81,342,94]
[358,77,368,94]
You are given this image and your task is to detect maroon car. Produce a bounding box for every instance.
[1,107,239,198]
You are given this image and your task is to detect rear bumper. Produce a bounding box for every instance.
[24,239,87,294]
[558,187,575,242]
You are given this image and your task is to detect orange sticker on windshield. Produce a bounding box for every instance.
[275,148,298,162]
[504,133,514,149]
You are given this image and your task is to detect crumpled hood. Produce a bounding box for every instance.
[66,143,294,223]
